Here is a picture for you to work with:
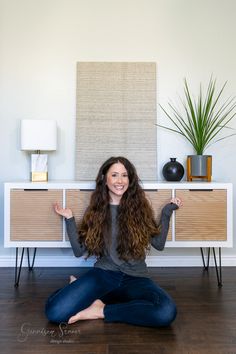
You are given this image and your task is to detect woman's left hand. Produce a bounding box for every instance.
[170,197,183,208]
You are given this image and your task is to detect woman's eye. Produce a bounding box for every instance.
[111,173,128,178]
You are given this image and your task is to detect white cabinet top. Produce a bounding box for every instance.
[4,180,233,190]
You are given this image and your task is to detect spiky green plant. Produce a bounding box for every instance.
[158,78,236,155]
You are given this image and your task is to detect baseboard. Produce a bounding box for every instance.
[0,255,236,267]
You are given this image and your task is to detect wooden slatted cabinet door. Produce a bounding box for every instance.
[10,189,63,241]
[175,189,227,241]
[65,190,93,240]
[145,190,172,241]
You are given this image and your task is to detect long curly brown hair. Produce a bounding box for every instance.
[78,156,161,261]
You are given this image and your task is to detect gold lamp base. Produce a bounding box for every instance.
[30,154,48,182]
[31,172,48,182]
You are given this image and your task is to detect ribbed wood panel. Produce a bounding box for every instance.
[175,189,227,241]
[145,190,172,241]
[66,190,93,222]
[65,190,93,240]
[10,190,63,241]
[75,62,157,181]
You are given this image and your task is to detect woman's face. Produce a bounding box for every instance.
[106,162,129,204]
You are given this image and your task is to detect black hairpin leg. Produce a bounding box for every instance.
[15,247,25,287]
[200,247,210,270]
[212,247,222,287]
[14,247,37,287]
[27,248,37,271]
[200,247,222,287]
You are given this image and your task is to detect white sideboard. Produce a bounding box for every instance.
[4,181,233,249]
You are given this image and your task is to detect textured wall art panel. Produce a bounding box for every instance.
[75,62,157,180]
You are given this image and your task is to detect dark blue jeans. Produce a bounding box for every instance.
[45,268,177,328]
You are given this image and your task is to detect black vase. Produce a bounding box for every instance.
[162,158,184,181]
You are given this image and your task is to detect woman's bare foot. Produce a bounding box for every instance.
[68,299,105,324]
[69,275,77,284]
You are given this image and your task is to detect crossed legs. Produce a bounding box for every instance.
[45,268,177,328]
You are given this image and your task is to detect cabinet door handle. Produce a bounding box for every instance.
[144,189,158,192]
[24,189,48,191]
[79,189,94,191]
[188,189,213,192]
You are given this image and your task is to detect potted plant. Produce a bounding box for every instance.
[158,77,236,181]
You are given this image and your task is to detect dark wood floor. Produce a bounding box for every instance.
[0,266,236,354]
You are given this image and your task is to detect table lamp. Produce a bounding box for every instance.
[21,119,57,182]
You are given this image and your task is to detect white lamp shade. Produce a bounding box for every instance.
[21,119,57,151]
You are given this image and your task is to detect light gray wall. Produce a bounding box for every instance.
[1,0,236,265]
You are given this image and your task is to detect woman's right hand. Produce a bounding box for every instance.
[53,202,73,219]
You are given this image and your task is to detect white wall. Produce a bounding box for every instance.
[1,0,236,266]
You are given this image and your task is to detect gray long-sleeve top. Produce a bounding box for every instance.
[65,203,178,277]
